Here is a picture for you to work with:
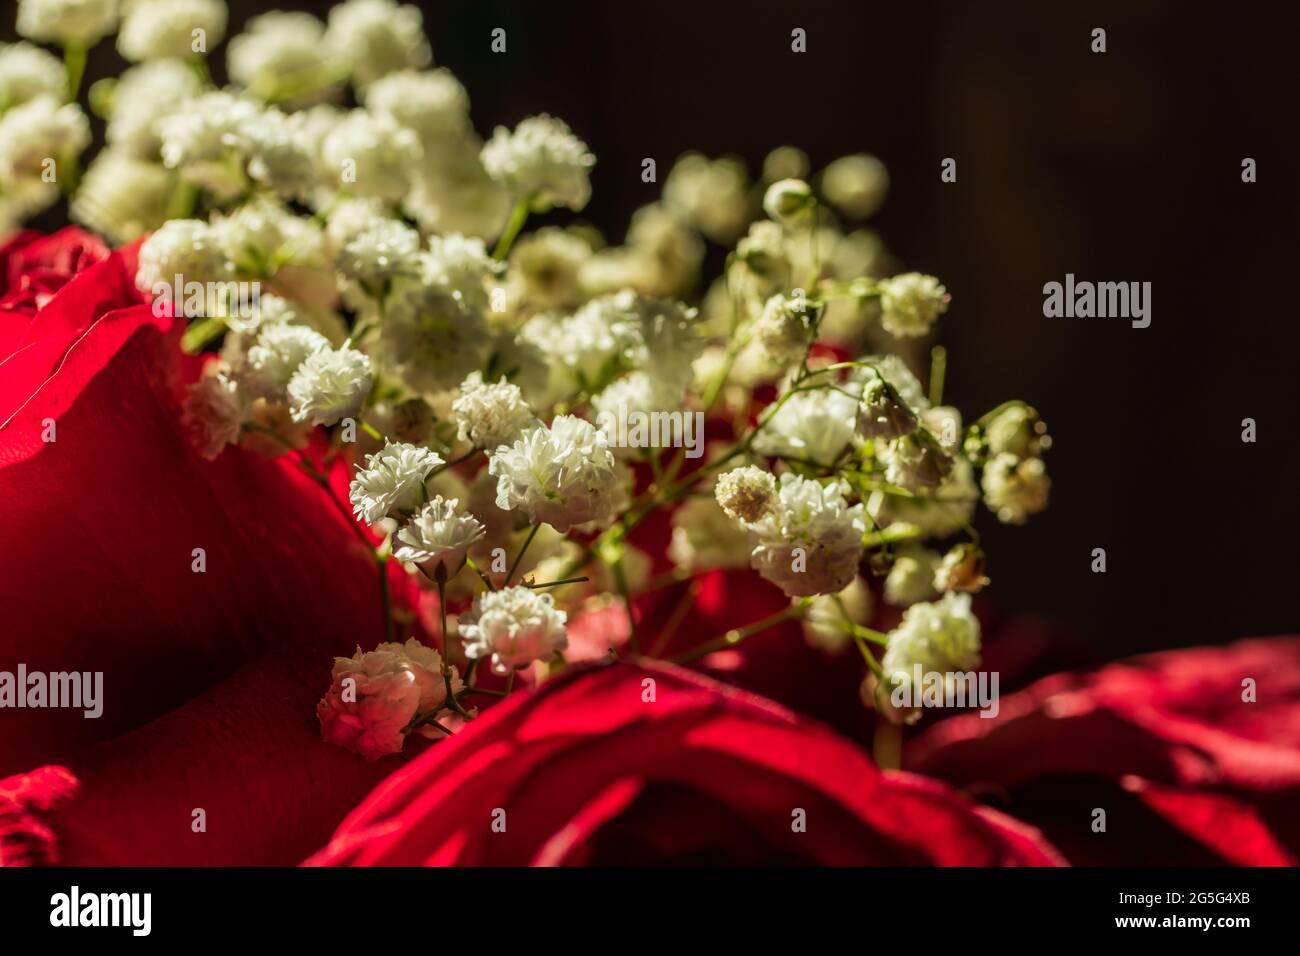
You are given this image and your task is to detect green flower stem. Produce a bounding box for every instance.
[429,447,482,478]
[492,199,531,260]
[465,556,496,591]
[63,45,87,100]
[671,601,809,665]
[929,345,947,406]
[505,524,539,586]
[377,548,393,643]
[522,575,589,590]
[435,569,473,719]
[180,316,227,353]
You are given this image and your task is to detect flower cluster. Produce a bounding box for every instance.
[8,0,1052,759]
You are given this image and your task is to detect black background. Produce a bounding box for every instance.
[7,0,1297,655]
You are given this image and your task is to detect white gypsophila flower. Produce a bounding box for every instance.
[590,370,680,429]
[873,456,978,539]
[452,372,538,450]
[519,299,640,395]
[763,145,810,184]
[820,154,889,220]
[981,453,1050,525]
[506,226,591,310]
[317,638,459,760]
[380,279,491,393]
[69,150,175,244]
[878,272,950,338]
[749,473,866,598]
[228,290,299,338]
[458,586,569,675]
[880,432,953,493]
[364,68,469,145]
[210,197,325,277]
[394,495,486,573]
[17,0,118,47]
[349,441,444,526]
[588,372,689,460]
[320,109,421,201]
[802,576,874,653]
[284,102,343,176]
[118,0,227,62]
[668,496,756,572]
[288,341,372,426]
[620,201,705,298]
[663,152,750,243]
[483,328,551,401]
[763,178,814,227]
[753,386,859,467]
[752,294,812,369]
[325,0,431,89]
[403,134,511,240]
[424,234,503,312]
[577,247,656,301]
[730,220,793,300]
[323,196,389,258]
[623,293,701,394]
[480,114,595,212]
[105,59,203,159]
[157,92,264,200]
[0,95,90,184]
[0,43,65,110]
[881,591,981,689]
[182,366,244,460]
[242,108,324,201]
[488,415,622,533]
[227,12,338,105]
[134,218,232,294]
[884,546,941,608]
[715,465,778,525]
[244,323,331,394]
[984,404,1050,458]
[337,218,422,284]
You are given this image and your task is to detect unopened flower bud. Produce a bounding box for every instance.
[763,178,815,226]
[857,376,917,441]
[985,404,1051,458]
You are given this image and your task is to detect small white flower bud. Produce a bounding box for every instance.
[762,178,815,226]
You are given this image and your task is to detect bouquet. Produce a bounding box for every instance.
[1,0,1293,870]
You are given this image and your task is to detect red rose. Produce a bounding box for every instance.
[307,660,1063,865]
[0,227,110,314]
[906,636,1300,865]
[0,230,392,864]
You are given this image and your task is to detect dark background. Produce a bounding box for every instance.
[9,1,1297,654]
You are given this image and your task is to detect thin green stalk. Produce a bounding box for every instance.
[492,199,530,260]
[671,602,807,665]
[505,524,539,586]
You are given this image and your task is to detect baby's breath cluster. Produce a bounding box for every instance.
[9,1,1052,756]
